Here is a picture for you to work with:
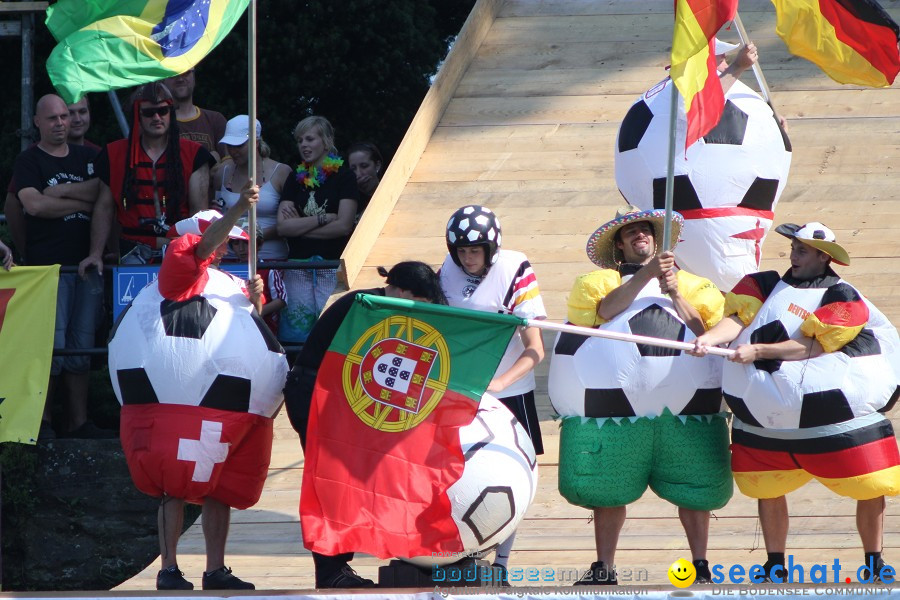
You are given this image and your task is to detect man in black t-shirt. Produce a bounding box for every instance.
[12,94,112,440]
[282,261,446,589]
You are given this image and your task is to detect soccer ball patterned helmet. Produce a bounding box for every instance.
[445,205,502,268]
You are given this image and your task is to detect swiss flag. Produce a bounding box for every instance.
[120,404,273,509]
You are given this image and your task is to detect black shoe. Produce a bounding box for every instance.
[757,560,786,584]
[693,559,712,583]
[574,561,617,586]
[492,563,512,587]
[317,564,375,589]
[157,565,193,590]
[202,566,255,590]
[861,558,888,583]
[64,421,117,439]
[38,420,56,441]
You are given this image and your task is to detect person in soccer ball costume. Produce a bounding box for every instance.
[439,204,546,580]
[692,222,900,582]
[558,205,729,585]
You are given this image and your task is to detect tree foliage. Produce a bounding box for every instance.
[0,0,475,203]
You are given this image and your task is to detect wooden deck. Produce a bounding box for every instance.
[119,0,900,591]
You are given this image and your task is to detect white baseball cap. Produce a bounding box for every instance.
[219,115,262,147]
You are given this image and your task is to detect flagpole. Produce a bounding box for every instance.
[732,13,779,117]
[525,319,736,358]
[246,0,258,280]
[662,76,678,252]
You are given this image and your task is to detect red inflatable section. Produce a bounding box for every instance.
[120,403,273,509]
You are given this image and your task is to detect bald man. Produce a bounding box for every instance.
[12,94,112,440]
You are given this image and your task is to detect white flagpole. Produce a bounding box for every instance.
[526,319,736,358]
[732,11,786,133]
[663,76,678,253]
[246,0,258,280]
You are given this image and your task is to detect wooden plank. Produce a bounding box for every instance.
[339,0,505,289]
[440,90,900,129]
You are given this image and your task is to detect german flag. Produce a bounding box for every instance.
[773,0,900,87]
[671,0,739,149]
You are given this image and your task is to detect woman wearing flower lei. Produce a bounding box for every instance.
[277,115,359,343]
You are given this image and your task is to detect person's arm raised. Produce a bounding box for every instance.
[195,182,258,262]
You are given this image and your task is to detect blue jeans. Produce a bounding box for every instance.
[51,271,103,375]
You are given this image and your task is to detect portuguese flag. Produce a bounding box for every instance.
[300,294,524,559]
[45,0,250,103]
[670,0,739,149]
[772,0,900,87]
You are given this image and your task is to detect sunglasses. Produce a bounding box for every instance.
[140,106,172,118]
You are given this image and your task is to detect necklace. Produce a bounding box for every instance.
[295,153,343,189]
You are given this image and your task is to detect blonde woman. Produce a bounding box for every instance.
[276,116,359,341]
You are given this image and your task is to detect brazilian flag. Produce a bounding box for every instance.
[46,0,250,103]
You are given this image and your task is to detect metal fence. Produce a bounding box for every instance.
[53,259,341,357]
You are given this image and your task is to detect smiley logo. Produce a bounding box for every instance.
[668,558,696,587]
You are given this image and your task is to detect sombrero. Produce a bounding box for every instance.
[586,205,683,269]
[174,210,250,241]
[775,222,850,266]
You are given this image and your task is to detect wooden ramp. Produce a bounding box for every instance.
[118,0,900,591]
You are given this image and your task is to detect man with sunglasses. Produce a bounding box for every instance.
[80,82,214,270]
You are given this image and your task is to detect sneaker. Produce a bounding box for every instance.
[491,563,512,587]
[861,557,887,583]
[202,566,255,590]
[157,565,193,590]
[38,420,56,441]
[757,560,786,584]
[693,559,712,583]
[317,564,375,589]
[574,561,617,586]
[64,421,118,439]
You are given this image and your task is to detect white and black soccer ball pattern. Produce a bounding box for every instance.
[108,269,288,418]
[614,78,792,291]
[403,395,538,567]
[446,205,502,265]
[723,290,900,430]
[549,296,723,418]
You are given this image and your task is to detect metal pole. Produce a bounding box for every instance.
[20,12,35,151]
[662,79,678,252]
[107,90,130,138]
[247,0,258,280]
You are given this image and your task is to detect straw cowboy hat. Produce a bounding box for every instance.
[774,222,850,266]
[586,205,683,269]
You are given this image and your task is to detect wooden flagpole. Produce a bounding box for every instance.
[246,0,258,280]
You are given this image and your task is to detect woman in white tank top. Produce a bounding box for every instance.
[212,115,290,261]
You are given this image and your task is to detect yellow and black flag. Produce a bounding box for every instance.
[772,0,900,87]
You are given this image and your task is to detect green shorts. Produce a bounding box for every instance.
[558,412,733,511]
